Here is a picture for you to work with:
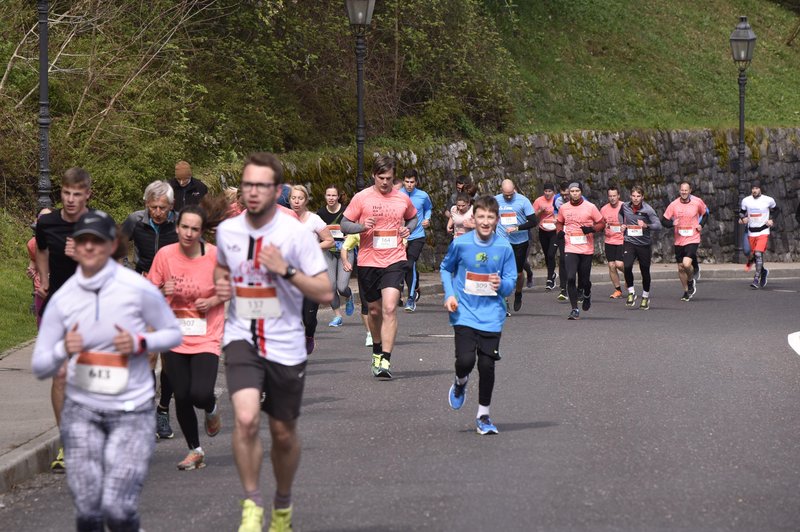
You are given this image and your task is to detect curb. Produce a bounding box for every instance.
[0,427,60,494]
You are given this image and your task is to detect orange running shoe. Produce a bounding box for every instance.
[609,289,623,299]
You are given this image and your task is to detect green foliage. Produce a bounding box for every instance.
[0,210,38,351]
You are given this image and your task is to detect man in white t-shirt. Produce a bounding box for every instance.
[214,152,332,532]
[739,180,780,289]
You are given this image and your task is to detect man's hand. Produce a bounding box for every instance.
[489,273,501,291]
[444,296,459,312]
[363,217,376,229]
[215,272,232,302]
[398,226,411,239]
[421,219,430,229]
[36,280,49,299]
[65,323,83,355]
[739,217,748,225]
[113,324,135,355]
[64,237,76,258]
[258,243,289,276]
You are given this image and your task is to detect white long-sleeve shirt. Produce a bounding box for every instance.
[32,259,182,412]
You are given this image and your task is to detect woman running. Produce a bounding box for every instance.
[447,192,475,238]
[316,185,355,327]
[148,200,227,470]
[32,210,181,531]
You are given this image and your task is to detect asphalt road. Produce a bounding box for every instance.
[2,275,800,531]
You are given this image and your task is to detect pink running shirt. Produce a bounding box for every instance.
[533,195,557,232]
[600,202,624,245]
[557,200,603,255]
[663,196,707,246]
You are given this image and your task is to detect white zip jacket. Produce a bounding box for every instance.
[32,259,182,412]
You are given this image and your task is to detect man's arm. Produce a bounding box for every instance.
[340,216,366,235]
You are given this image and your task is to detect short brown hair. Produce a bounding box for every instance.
[243,152,284,185]
[630,184,645,195]
[473,195,499,216]
[62,167,92,190]
[372,155,396,177]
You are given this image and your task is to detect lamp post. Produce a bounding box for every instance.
[37,0,52,210]
[345,0,375,191]
[730,15,756,263]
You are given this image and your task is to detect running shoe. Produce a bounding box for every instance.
[581,294,591,312]
[639,297,650,310]
[239,499,265,532]
[448,379,467,410]
[681,291,691,302]
[557,289,568,302]
[526,272,534,289]
[377,357,392,379]
[545,279,555,291]
[625,292,637,307]
[371,353,382,377]
[577,289,585,303]
[759,267,769,288]
[205,408,221,437]
[476,415,499,435]
[693,263,701,281]
[404,299,416,313]
[688,279,696,297]
[609,289,623,299]
[513,292,523,311]
[305,336,315,355]
[177,449,205,471]
[328,316,343,327]
[750,277,760,289]
[268,506,293,532]
[156,409,174,440]
[51,447,65,473]
[345,295,355,316]
[365,331,373,347]
[505,298,511,317]
[568,308,580,320]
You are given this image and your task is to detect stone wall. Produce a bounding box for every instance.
[287,127,800,268]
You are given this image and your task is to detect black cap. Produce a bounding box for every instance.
[543,182,555,191]
[73,211,117,241]
[750,180,762,189]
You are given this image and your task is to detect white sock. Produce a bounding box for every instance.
[627,286,635,294]
[456,375,468,386]
[194,446,204,455]
[477,405,490,418]
[642,291,649,298]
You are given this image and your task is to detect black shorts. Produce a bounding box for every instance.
[358,262,405,303]
[674,243,699,263]
[605,243,624,262]
[510,242,529,274]
[454,325,502,361]
[224,340,306,421]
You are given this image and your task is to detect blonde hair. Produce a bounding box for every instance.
[290,184,310,205]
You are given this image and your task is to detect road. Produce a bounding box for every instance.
[2,275,800,531]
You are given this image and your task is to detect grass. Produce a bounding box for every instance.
[0,210,38,352]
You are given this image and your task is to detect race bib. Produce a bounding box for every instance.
[627,226,643,237]
[327,225,344,239]
[500,212,517,226]
[541,219,556,231]
[748,212,764,226]
[677,227,694,237]
[174,309,207,336]
[73,351,129,395]
[464,271,497,296]
[235,286,282,319]
[608,223,622,233]
[373,229,398,249]
[569,232,588,245]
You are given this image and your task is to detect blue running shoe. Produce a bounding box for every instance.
[448,379,466,410]
[404,299,416,313]
[328,316,343,327]
[476,415,498,435]
[345,295,355,316]
[759,267,769,288]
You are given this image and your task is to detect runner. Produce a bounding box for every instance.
[532,183,558,290]
[446,192,475,238]
[440,195,517,435]
[619,185,662,310]
[121,180,180,440]
[214,152,332,532]
[35,167,93,472]
[739,180,780,289]
[494,179,536,312]
[553,181,570,301]
[662,181,708,301]
[27,207,52,328]
[316,185,355,327]
[445,175,470,219]
[599,185,626,298]
[148,201,228,470]
[170,160,208,212]
[32,210,182,531]
[340,155,418,379]
[556,182,604,320]
[400,169,433,312]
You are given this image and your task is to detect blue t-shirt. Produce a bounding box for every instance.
[402,187,432,241]
[494,192,534,245]
[440,231,517,333]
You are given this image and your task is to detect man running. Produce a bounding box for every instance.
[400,169,433,312]
[494,179,536,312]
[739,180,779,289]
[214,152,332,532]
[619,185,662,310]
[600,185,625,298]
[662,181,708,301]
[341,156,418,379]
[556,182,604,320]
[532,183,558,290]
[35,167,93,472]
[441,195,517,435]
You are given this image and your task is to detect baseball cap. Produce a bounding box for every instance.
[73,210,117,241]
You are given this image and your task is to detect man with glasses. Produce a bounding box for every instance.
[214,152,332,532]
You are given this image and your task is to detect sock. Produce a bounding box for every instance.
[642,291,650,298]
[194,446,204,455]
[614,286,621,292]
[205,403,217,416]
[382,351,391,362]
[157,404,169,414]
[456,375,468,386]
[245,489,263,508]
[627,286,635,294]
[372,342,382,356]
[273,491,292,510]
[477,405,490,418]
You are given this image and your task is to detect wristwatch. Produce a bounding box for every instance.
[282,265,297,279]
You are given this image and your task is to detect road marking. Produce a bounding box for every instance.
[789,332,800,356]
[773,289,798,293]
[408,333,455,338]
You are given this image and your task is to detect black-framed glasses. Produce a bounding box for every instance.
[241,182,276,192]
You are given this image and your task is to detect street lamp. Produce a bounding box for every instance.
[37,0,52,210]
[345,0,375,191]
[730,16,756,263]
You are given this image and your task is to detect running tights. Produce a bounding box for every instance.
[539,230,558,281]
[302,298,319,338]
[324,250,353,310]
[623,242,652,292]
[564,253,593,309]
[163,352,219,449]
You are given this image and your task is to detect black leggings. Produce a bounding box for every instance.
[623,242,652,292]
[454,326,501,407]
[404,238,425,298]
[564,253,593,309]
[163,352,219,450]
[557,238,567,289]
[539,230,558,280]
[302,298,319,338]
